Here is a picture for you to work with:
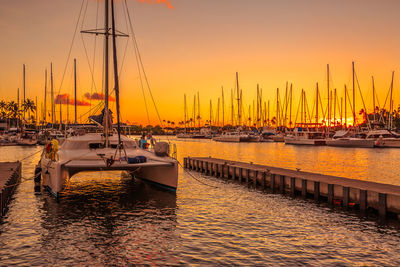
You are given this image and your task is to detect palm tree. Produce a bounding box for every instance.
[22,99,36,123]
[0,100,6,119]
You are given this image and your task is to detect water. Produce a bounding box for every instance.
[1,140,400,265]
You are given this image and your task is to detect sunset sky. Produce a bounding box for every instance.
[1,0,400,126]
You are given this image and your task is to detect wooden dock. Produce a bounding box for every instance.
[184,157,400,219]
[0,162,22,217]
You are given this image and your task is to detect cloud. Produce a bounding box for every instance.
[84,92,116,102]
[137,0,173,9]
[55,94,90,106]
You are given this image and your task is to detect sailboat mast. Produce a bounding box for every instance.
[74,58,77,124]
[316,83,319,127]
[340,97,343,126]
[372,76,376,122]
[344,85,347,127]
[104,0,110,146]
[197,91,200,128]
[209,99,212,128]
[389,71,394,130]
[111,0,122,144]
[327,64,330,129]
[51,63,54,126]
[221,87,224,127]
[231,89,233,125]
[235,73,241,126]
[289,83,292,128]
[352,61,356,126]
[23,64,26,121]
[184,94,187,132]
[35,96,38,126]
[44,69,47,124]
[276,88,280,128]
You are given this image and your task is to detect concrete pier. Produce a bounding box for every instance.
[184,157,400,219]
[0,162,22,217]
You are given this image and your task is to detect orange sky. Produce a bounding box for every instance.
[1,0,400,126]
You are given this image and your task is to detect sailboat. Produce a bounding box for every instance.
[37,0,178,198]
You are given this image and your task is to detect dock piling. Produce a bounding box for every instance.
[280,175,285,193]
[328,184,334,205]
[343,187,350,208]
[183,157,400,219]
[314,182,320,201]
[302,179,307,198]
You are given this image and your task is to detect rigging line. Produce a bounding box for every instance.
[123,1,150,125]
[124,0,164,127]
[355,71,371,129]
[56,0,86,97]
[80,35,99,94]
[118,2,131,77]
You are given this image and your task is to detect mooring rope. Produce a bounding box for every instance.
[175,160,220,189]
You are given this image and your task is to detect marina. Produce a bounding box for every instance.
[1,0,400,265]
[1,141,400,264]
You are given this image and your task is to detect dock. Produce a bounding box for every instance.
[0,162,22,217]
[184,157,400,219]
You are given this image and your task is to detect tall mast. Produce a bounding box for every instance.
[327,64,330,128]
[284,82,288,127]
[51,63,54,126]
[344,85,347,128]
[340,97,343,126]
[352,61,356,126]
[372,76,376,122]
[35,96,38,125]
[221,87,224,127]
[267,100,270,126]
[184,94,187,132]
[44,69,47,123]
[389,71,394,129]
[74,58,77,124]
[217,97,220,127]
[111,0,122,145]
[289,83,292,128]
[257,84,259,127]
[209,99,212,128]
[276,88,280,128]
[236,72,241,126]
[67,95,69,124]
[193,94,196,129]
[316,83,319,127]
[197,91,200,128]
[104,0,110,146]
[23,64,26,120]
[231,89,233,125]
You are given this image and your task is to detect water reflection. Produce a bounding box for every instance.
[1,142,400,265]
[39,172,178,265]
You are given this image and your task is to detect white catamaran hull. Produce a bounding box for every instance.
[39,134,178,197]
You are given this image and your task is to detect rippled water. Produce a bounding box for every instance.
[1,139,400,265]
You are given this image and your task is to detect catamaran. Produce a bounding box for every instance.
[37,0,178,198]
